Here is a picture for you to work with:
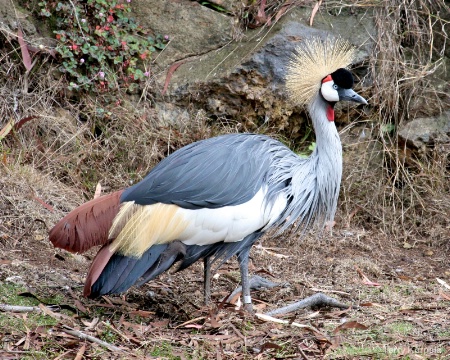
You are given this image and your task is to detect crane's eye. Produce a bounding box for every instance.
[333,84,338,90]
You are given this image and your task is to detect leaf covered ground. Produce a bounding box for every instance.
[0,164,449,360]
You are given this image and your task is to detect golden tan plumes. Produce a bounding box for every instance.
[109,202,188,257]
[286,37,355,105]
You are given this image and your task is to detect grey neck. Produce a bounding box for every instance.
[308,94,343,224]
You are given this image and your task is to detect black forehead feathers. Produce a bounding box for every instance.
[330,68,354,89]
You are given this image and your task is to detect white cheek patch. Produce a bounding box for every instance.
[321,81,339,102]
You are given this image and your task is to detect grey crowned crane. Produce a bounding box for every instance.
[49,37,367,312]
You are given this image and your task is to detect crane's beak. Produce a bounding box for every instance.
[338,88,368,105]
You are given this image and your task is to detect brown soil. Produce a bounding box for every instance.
[1,164,449,359]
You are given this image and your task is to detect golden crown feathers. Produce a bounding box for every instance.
[286,37,356,105]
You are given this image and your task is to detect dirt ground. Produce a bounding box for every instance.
[1,0,448,357]
[0,164,449,360]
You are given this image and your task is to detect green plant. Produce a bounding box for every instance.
[38,0,167,92]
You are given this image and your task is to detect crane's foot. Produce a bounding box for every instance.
[265,292,350,316]
[226,275,284,311]
[226,274,283,302]
[226,276,349,316]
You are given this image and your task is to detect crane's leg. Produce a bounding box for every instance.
[237,245,253,313]
[203,256,212,305]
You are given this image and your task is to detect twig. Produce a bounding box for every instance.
[174,316,206,329]
[436,278,450,291]
[102,321,141,345]
[53,350,73,360]
[68,0,87,41]
[265,293,350,316]
[61,325,123,352]
[310,287,351,297]
[0,304,42,313]
[255,313,321,334]
[298,346,309,360]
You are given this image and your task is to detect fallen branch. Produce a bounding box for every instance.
[61,325,123,352]
[0,303,62,313]
[102,321,141,345]
[265,293,350,316]
[255,313,321,334]
[0,304,42,313]
[437,277,450,291]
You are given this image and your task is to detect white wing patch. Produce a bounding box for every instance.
[179,188,286,246]
[110,187,287,256]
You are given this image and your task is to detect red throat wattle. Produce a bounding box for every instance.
[326,104,335,121]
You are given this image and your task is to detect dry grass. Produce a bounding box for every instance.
[0,1,447,249]
[338,0,450,241]
[0,31,226,199]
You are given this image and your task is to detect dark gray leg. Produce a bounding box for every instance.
[203,256,211,305]
[237,246,253,312]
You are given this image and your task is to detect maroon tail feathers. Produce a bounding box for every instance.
[49,190,124,253]
[83,244,114,297]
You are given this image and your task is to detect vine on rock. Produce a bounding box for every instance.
[38,0,167,92]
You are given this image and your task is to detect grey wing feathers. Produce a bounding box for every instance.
[120,133,281,209]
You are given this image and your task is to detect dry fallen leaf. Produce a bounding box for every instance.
[255,313,322,334]
[94,182,102,199]
[436,278,450,290]
[359,302,385,308]
[34,196,54,212]
[81,317,99,330]
[174,316,206,329]
[355,266,381,287]
[162,61,186,95]
[74,344,86,360]
[439,290,450,301]
[0,119,14,141]
[333,320,368,334]
[185,324,203,329]
[259,342,282,352]
[310,0,323,26]
[17,28,33,72]
[129,309,155,318]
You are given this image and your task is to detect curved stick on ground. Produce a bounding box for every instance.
[61,325,123,352]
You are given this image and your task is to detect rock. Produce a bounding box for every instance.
[398,110,450,151]
[0,0,56,53]
[131,0,235,67]
[202,0,243,14]
[159,6,375,135]
[406,57,450,118]
[0,0,38,38]
[154,102,190,126]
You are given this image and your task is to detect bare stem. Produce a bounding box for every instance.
[61,325,123,352]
